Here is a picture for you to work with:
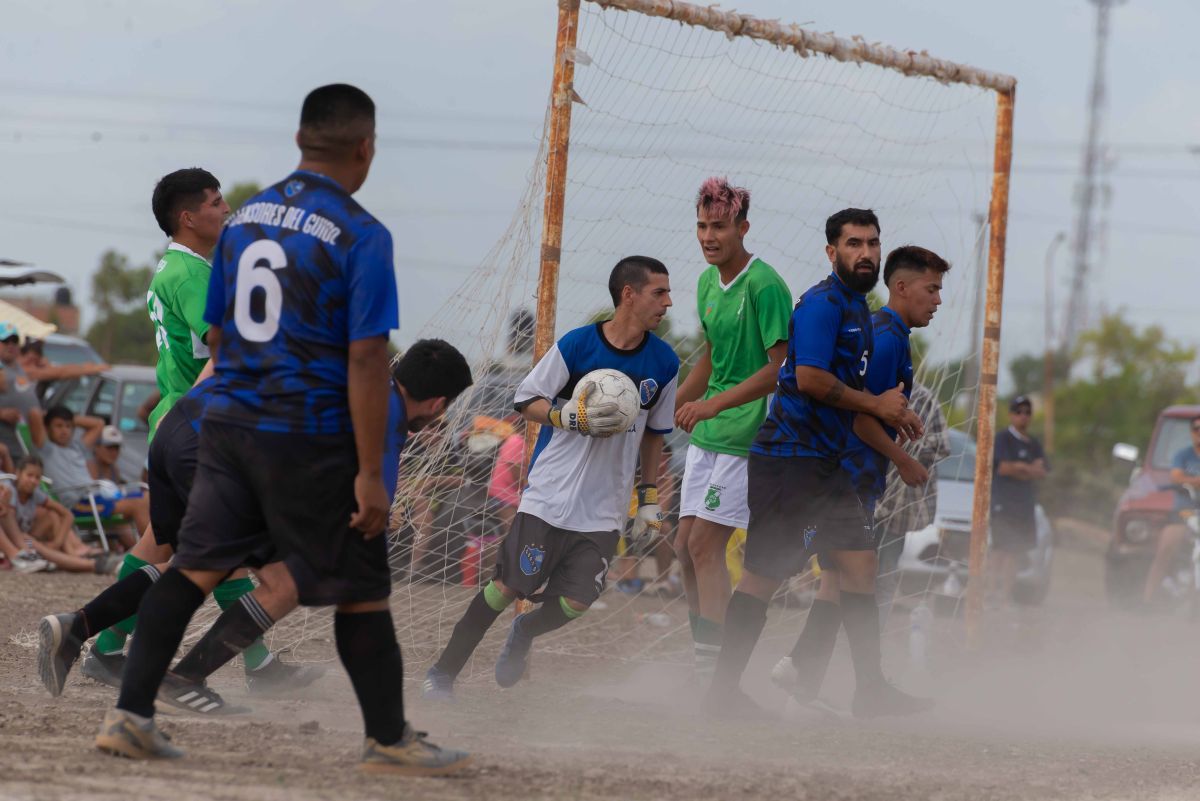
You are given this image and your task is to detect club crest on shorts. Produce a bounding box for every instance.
[284,179,305,198]
[803,525,817,551]
[638,378,658,406]
[519,544,546,576]
[704,485,722,510]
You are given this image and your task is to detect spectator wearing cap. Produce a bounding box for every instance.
[89,425,126,483]
[0,323,36,471]
[988,395,1048,605]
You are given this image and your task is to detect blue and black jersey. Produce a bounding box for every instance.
[174,374,408,494]
[203,170,399,434]
[841,307,913,507]
[751,272,873,461]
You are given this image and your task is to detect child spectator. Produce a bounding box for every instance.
[29,406,147,550]
[1,455,119,573]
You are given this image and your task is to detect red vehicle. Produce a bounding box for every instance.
[1107,405,1200,605]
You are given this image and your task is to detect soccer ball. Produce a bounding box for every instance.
[581,368,640,434]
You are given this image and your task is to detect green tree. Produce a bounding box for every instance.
[1022,313,1199,523]
[224,181,262,213]
[87,249,155,362]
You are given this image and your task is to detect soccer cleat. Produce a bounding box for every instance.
[81,649,126,689]
[851,680,935,719]
[245,656,327,695]
[783,695,847,724]
[421,666,455,701]
[13,550,50,574]
[158,672,250,715]
[494,613,533,688]
[359,723,471,776]
[95,708,184,759]
[38,612,85,697]
[702,687,775,721]
[769,655,799,692]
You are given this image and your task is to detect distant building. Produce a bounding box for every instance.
[1,287,81,334]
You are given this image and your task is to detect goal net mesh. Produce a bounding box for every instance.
[185,0,1006,682]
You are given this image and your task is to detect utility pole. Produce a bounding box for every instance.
[1043,232,1066,455]
[1062,0,1123,349]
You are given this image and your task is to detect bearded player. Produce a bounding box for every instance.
[673,177,791,679]
[773,245,949,718]
[707,209,925,718]
[422,256,678,698]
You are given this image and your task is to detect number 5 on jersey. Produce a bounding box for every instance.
[234,240,287,342]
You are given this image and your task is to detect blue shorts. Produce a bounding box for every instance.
[73,488,143,519]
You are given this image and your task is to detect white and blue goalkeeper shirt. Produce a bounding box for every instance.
[515,322,678,533]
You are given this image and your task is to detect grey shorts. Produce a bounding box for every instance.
[494,512,619,605]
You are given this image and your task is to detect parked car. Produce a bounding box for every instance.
[1106,405,1200,607]
[897,427,1055,606]
[40,333,102,366]
[42,365,157,481]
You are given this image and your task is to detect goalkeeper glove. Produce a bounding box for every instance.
[629,483,663,548]
[548,378,623,437]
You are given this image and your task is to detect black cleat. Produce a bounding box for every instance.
[38,612,85,697]
[245,656,327,695]
[852,681,934,719]
[81,650,126,690]
[158,672,251,715]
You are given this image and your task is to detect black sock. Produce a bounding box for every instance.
[788,598,842,698]
[76,564,161,642]
[116,568,206,718]
[840,591,885,689]
[433,590,503,679]
[711,591,768,694]
[172,594,274,683]
[335,610,406,745]
[518,597,574,638]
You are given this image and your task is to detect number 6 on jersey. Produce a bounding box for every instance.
[234,239,287,342]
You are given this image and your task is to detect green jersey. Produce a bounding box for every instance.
[690,256,792,457]
[146,242,212,433]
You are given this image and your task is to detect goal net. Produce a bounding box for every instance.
[190,0,1015,681]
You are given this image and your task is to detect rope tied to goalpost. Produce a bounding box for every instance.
[589,0,1017,93]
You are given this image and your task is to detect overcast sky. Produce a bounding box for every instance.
[2,0,1197,385]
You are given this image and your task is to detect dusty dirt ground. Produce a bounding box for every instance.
[3,523,1200,801]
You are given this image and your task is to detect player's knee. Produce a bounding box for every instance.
[560,596,588,619]
[484,580,516,612]
[1160,524,1187,553]
[686,533,724,567]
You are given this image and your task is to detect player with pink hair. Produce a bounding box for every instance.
[673,177,793,680]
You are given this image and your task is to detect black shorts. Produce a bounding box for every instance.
[173,420,389,606]
[146,410,199,551]
[743,453,873,581]
[991,509,1036,553]
[494,512,619,605]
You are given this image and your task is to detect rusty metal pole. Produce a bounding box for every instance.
[965,88,1016,650]
[524,0,581,468]
[516,0,581,617]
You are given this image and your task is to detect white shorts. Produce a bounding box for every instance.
[679,445,750,528]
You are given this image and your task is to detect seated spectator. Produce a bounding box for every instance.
[29,405,147,550]
[89,425,126,482]
[0,455,119,574]
[0,480,50,573]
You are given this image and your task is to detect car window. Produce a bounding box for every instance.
[88,378,116,423]
[1151,417,1193,470]
[43,341,103,365]
[118,381,157,434]
[939,429,977,482]
[59,375,97,414]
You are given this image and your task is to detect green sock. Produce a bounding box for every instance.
[213,578,272,671]
[95,553,149,655]
[559,596,585,620]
